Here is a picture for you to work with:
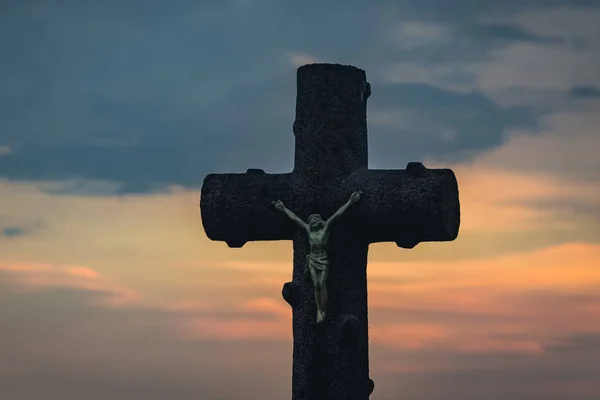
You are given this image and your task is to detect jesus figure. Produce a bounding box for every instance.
[272,191,362,323]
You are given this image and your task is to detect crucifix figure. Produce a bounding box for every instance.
[272,191,362,323]
[200,63,460,400]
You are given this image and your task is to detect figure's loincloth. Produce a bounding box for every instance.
[306,253,328,273]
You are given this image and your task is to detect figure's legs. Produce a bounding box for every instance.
[313,271,329,323]
[318,272,328,322]
[315,280,324,323]
[309,267,322,322]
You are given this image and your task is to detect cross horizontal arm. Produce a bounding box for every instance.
[200,169,296,248]
[348,163,460,248]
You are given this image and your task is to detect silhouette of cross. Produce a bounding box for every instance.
[201,64,460,400]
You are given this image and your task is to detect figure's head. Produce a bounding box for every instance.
[308,214,324,229]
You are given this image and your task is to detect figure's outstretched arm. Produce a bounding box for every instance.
[272,200,308,231]
[325,191,362,228]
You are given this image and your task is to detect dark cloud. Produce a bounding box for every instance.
[0,80,539,193]
[375,0,600,23]
[0,219,43,237]
[1,226,26,237]
[382,23,561,71]
[368,83,538,166]
[0,77,297,193]
[0,0,595,193]
[464,23,564,46]
[571,85,600,98]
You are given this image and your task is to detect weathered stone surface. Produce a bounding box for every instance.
[282,281,299,308]
[340,314,360,347]
[200,63,460,400]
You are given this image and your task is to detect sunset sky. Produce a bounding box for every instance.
[1,1,600,399]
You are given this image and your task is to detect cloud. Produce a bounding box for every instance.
[464,7,600,107]
[368,243,600,340]
[0,1,306,194]
[2,173,596,346]
[385,21,452,51]
[0,73,540,194]
[470,104,600,181]
[0,257,290,343]
[367,82,537,167]
[6,1,595,194]
[1,226,26,237]
[571,85,600,98]
[287,52,320,67]
[0,253,296,399]
[470,41,600,92]
[378,5,600,114]
[1,241,599,399]
[465,22,563,45]
[0,218,44,239]
[0,282,293,400]
[510,198,600,223]
[1,2,599,399]
[0,262,140,306]
[0,169,597,399]
[370,331,600,400]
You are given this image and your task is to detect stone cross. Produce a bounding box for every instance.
[200,64,460,400]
